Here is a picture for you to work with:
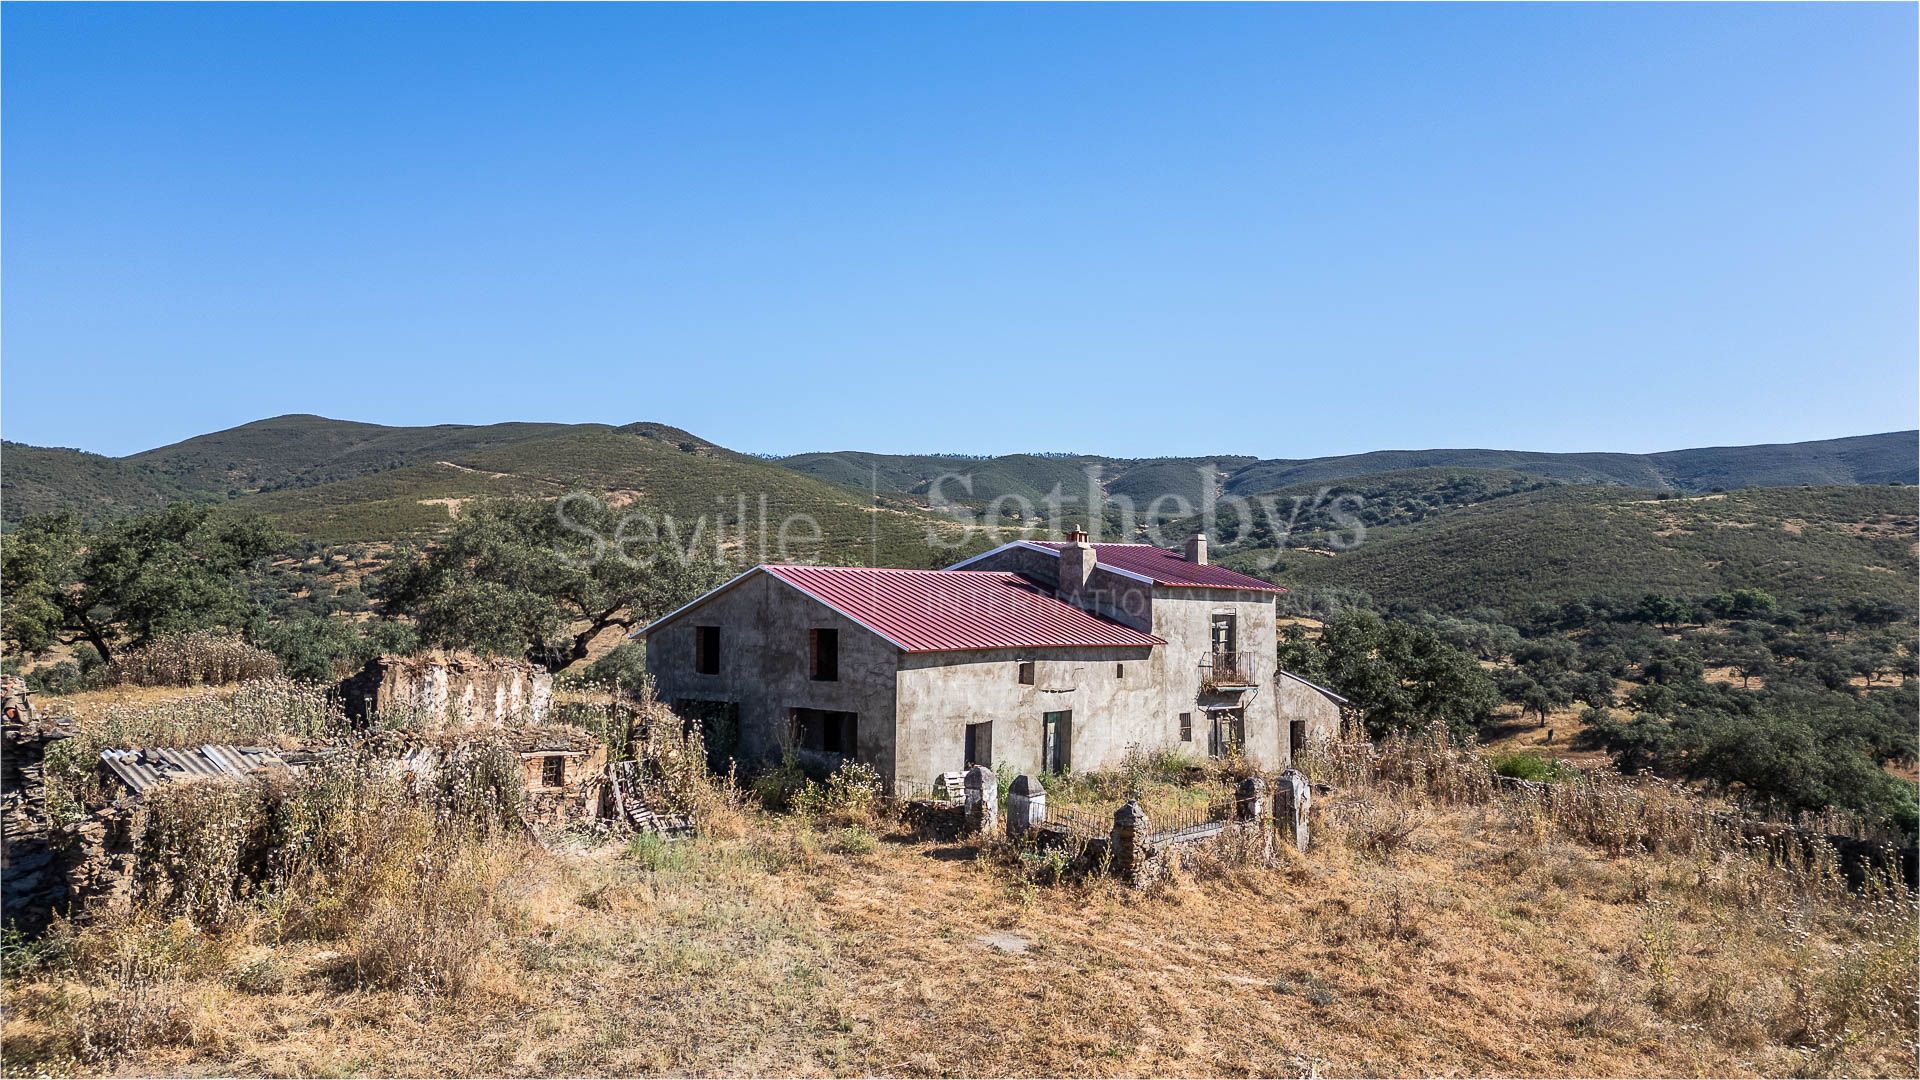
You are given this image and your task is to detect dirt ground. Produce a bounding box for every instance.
[5,793,1912,1079]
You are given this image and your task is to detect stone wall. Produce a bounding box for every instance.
[508,726,611,830]
[339,651,554,729]
[1,702,80,931]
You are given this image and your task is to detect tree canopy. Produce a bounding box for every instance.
[1310,609,1500,743]
[376,496,735,667]
[2,505,284,664]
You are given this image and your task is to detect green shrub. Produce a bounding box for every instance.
[1488,749,1575,784]
[626,831,691,872]
[571,642,648,689]
[827,826,878,857]
[796,760,884,825]
[752,755,812,813]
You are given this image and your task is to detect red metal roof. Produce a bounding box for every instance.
[1030,542,1285,592]
[762,565,1163,653]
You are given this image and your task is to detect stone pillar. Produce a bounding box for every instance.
[1110,800,1152,886]
[1236,776,1273,862]
[1006,774,1047,837]
[963,765,998,835]
[1235,776,1266,821]
[1275,769,1311,853]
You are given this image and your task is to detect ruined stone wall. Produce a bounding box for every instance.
[514,736,610,831]
[340,652,554,729]
[2,706,79,931]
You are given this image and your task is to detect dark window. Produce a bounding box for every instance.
[1179,712,1193,742]
[810,628,839,681]
[541,755,566,787]
[1018,661,1035,685]
[694,625,721,675]
[792,708,858,757]
[1115,663,1125,678]
[965,721,992,769]
[1042,710,1072,774]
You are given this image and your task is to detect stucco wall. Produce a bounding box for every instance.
[894,644,1157,789]
[955,547,1285,767]
[1149,589,1283,769]
[644,572,903,783]
[1275,672,1344,751]
[644,556,1289,789]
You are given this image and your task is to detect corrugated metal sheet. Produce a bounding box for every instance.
[764,565,1165,653]
[99,745,287,795]
[1031,542,1284,592]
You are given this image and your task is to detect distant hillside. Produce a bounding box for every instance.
[118,414,749,496]
[775,450,1255,510]
[227,426,984,565]
[9,417,1911,527]
[1227,484,1919,616]
[783,431,1919,507]
[0,441,187,522]
[3,416,756,522]
[5,419,1914,609]
[1162,467,1571,550]
[1644,432,1919,491]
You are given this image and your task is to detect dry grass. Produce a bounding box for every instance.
[7,682,1911,1077]
[106,633,282,688]
[6,749,1914,1078]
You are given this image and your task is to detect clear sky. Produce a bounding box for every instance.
[3,3,1914,459]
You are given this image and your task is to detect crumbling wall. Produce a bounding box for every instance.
[509,726,610,831]
[339,652,554,729]
[57,803,142,918]
[2,700,81,931]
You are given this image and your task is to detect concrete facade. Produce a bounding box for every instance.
[1275,670,1347,756]
[645,570,901,778]
[642,539,1291,790]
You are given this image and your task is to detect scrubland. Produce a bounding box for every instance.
[4,721,1914,1079]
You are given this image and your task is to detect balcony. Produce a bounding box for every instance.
[1201,649,1259,691]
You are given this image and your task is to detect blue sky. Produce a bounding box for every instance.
[4,3,1914,459]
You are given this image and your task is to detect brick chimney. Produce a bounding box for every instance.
[1184,532,1208,565]
[1060,526,1096,601]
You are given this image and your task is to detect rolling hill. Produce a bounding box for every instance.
[0,441,190,522]
[1225,483,1920,616]
[773,450,1256,511]
[783,431,1918,506]
[223,426,987,566]
[3,417,1914,611]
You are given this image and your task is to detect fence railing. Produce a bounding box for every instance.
[1201,649,1259,688]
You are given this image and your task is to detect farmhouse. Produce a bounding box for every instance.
[641,530,1333,790]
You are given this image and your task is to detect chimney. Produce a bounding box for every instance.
[1060,525,1096,600]
[1185,532,1208,565]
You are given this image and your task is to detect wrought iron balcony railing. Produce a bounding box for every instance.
[1202,649,1259,689]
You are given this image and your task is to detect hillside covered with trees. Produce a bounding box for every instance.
[3,417,1914,836]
